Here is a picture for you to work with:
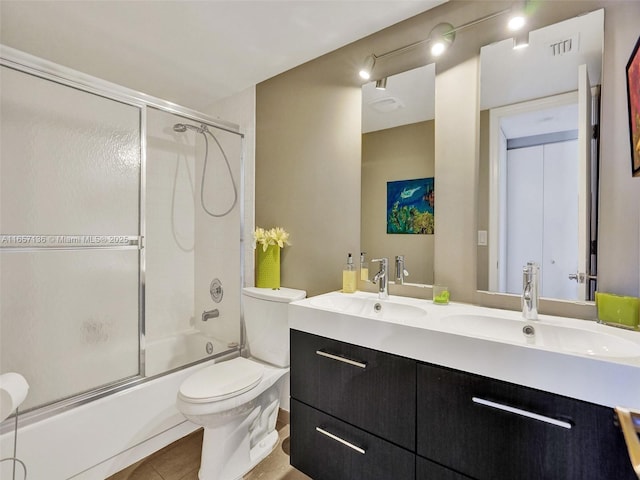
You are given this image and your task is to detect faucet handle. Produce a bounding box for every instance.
[371,258,388,283]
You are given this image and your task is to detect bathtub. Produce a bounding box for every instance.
[145,329,231,377]
[0,332,237,480]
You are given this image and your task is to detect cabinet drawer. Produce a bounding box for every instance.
[417,363,636,480]
[290,399,415,480]
[416,456,474,480]
[290,329,416,450]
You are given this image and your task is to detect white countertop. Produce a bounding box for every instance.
[289,291,640,409]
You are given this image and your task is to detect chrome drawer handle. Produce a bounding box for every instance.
[315,350,367,369]
[472,397,572,429]
[316,427,366,454]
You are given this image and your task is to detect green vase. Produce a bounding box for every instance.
[256,244,281,288]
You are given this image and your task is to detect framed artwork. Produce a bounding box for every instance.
[627,35,640,177]
[387,177,434,234]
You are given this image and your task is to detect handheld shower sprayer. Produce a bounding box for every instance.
[173,123,205,133]
[172,122,238,217]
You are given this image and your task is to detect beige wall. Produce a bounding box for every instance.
[255,62,361,297]
[256,0,640,314]
[362,121,435,285]
[598,3,640,297]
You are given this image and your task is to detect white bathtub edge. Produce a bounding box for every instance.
[0,358,221,480]
[72,420,200,479]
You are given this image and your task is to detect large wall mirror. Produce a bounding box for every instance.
[361,64,436,286]
[477,9,604,302]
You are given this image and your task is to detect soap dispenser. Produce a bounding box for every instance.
[342,253,357,293]
[360,252,369,282]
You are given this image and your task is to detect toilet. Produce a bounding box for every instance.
[176,286,306,480]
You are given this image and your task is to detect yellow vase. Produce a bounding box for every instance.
[256,244,281,289]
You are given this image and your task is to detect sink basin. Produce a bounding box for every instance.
[308,293,427,322]
[442,314,640,358]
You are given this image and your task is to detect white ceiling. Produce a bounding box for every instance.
[0,0,447,111]
[362,63,435,133]
[501,103,578,139]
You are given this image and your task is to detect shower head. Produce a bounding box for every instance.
[173,123,206,133]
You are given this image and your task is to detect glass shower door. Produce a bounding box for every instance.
[0,65,142,412]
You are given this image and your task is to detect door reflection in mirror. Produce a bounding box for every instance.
[477,9,603,302]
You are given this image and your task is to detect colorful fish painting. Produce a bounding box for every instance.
[387,178,434,234]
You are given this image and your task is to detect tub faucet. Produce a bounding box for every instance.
[522,262,539,320]
[395,255,409,285]
[202,309,220,322]
[372,258,389,300]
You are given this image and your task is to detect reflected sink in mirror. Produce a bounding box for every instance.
[308,292,428,322]
[442,314,640,359]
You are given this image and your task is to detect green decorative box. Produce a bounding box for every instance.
[595,292,640,330]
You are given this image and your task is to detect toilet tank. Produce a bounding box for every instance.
[242,287,306,367]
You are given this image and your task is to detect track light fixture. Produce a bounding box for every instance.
[359,55,376,80]
[508,12,526,31]
[357,7,515,79]
[513,31,530,49]
[429,23,455,57]
[375,77,388,90]
[508,1,532,32]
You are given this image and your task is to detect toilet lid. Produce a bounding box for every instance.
[178,357,264,403]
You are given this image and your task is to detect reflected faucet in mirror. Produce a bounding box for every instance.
[522,262,539,321]
[395,255,409,285]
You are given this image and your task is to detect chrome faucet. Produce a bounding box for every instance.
[372,258,389,299]
[522,262,539,320]
[202,308,220,322]
[395,255,409,285]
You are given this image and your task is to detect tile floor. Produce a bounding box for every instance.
[107,413,311,480]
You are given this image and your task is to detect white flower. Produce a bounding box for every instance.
[254,226,291,251]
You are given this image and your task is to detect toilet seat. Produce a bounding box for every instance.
[178,357,264,403]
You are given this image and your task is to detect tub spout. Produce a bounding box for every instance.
[202,309,220,322]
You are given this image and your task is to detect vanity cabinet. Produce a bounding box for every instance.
[416,456,473,480]
[290,328,416,450]
[291,399,415,480]
[290,329,635,480]
[417,363,636,480]
[290,329,416,480]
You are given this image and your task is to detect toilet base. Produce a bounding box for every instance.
[197,396,281,480]
[248,429,279,475]
[198,426,279,480]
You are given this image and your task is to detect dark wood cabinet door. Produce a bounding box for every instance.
[416,456,475,480]
[290,399,415,480]
[417,363,636,480]
[290,329,416,450]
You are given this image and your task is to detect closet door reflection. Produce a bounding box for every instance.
[505,140,579,300]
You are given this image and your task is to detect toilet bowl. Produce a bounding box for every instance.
[176,287,306,480]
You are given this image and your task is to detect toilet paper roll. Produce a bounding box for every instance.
[0,372,29,422]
